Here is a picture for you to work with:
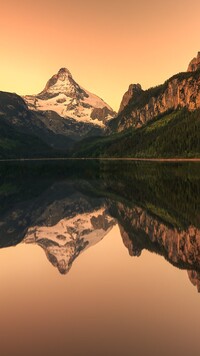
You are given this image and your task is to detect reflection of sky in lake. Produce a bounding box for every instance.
[0,227,200,356]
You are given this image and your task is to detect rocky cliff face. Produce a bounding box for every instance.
[24,68,115,128]
[111,52,200,132]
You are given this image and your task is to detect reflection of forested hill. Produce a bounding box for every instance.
[99,161,200,291]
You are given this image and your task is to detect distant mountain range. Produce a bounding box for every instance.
[0,52,200,158]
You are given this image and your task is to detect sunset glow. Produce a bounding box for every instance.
[1,0,200,110]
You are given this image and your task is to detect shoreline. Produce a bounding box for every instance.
[1,157,200,162]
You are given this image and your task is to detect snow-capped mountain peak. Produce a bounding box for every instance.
[39,67,81,98]
[24,68,116,127]
[57,67,72,78]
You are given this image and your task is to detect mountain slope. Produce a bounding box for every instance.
[0,90,109,157]
[73,109,200,158]
[0,92,57,157]
[0,119,54,159]
[0,91,77,154]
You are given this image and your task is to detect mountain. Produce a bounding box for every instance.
[24,67,115,128]
[74,52,200,158]
[0,69,116,158]
[1,52,200,158]
[109,52,200,132]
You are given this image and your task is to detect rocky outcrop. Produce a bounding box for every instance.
[111,52,200,132]
[90,106,115,123]
[118,84,143,113]
[187,52,200,72]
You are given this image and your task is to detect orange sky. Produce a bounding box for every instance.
[0,0,200,111]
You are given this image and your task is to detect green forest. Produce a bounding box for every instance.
[73,108,200,158]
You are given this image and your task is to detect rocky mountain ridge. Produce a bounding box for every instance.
[111,52,200,132]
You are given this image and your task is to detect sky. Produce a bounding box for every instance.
[0,0,200,111]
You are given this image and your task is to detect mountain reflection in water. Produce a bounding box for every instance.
[1,160,200,291]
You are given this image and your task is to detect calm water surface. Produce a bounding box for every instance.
[0,160,200,356]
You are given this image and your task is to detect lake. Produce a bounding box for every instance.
[0,160,200,356]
